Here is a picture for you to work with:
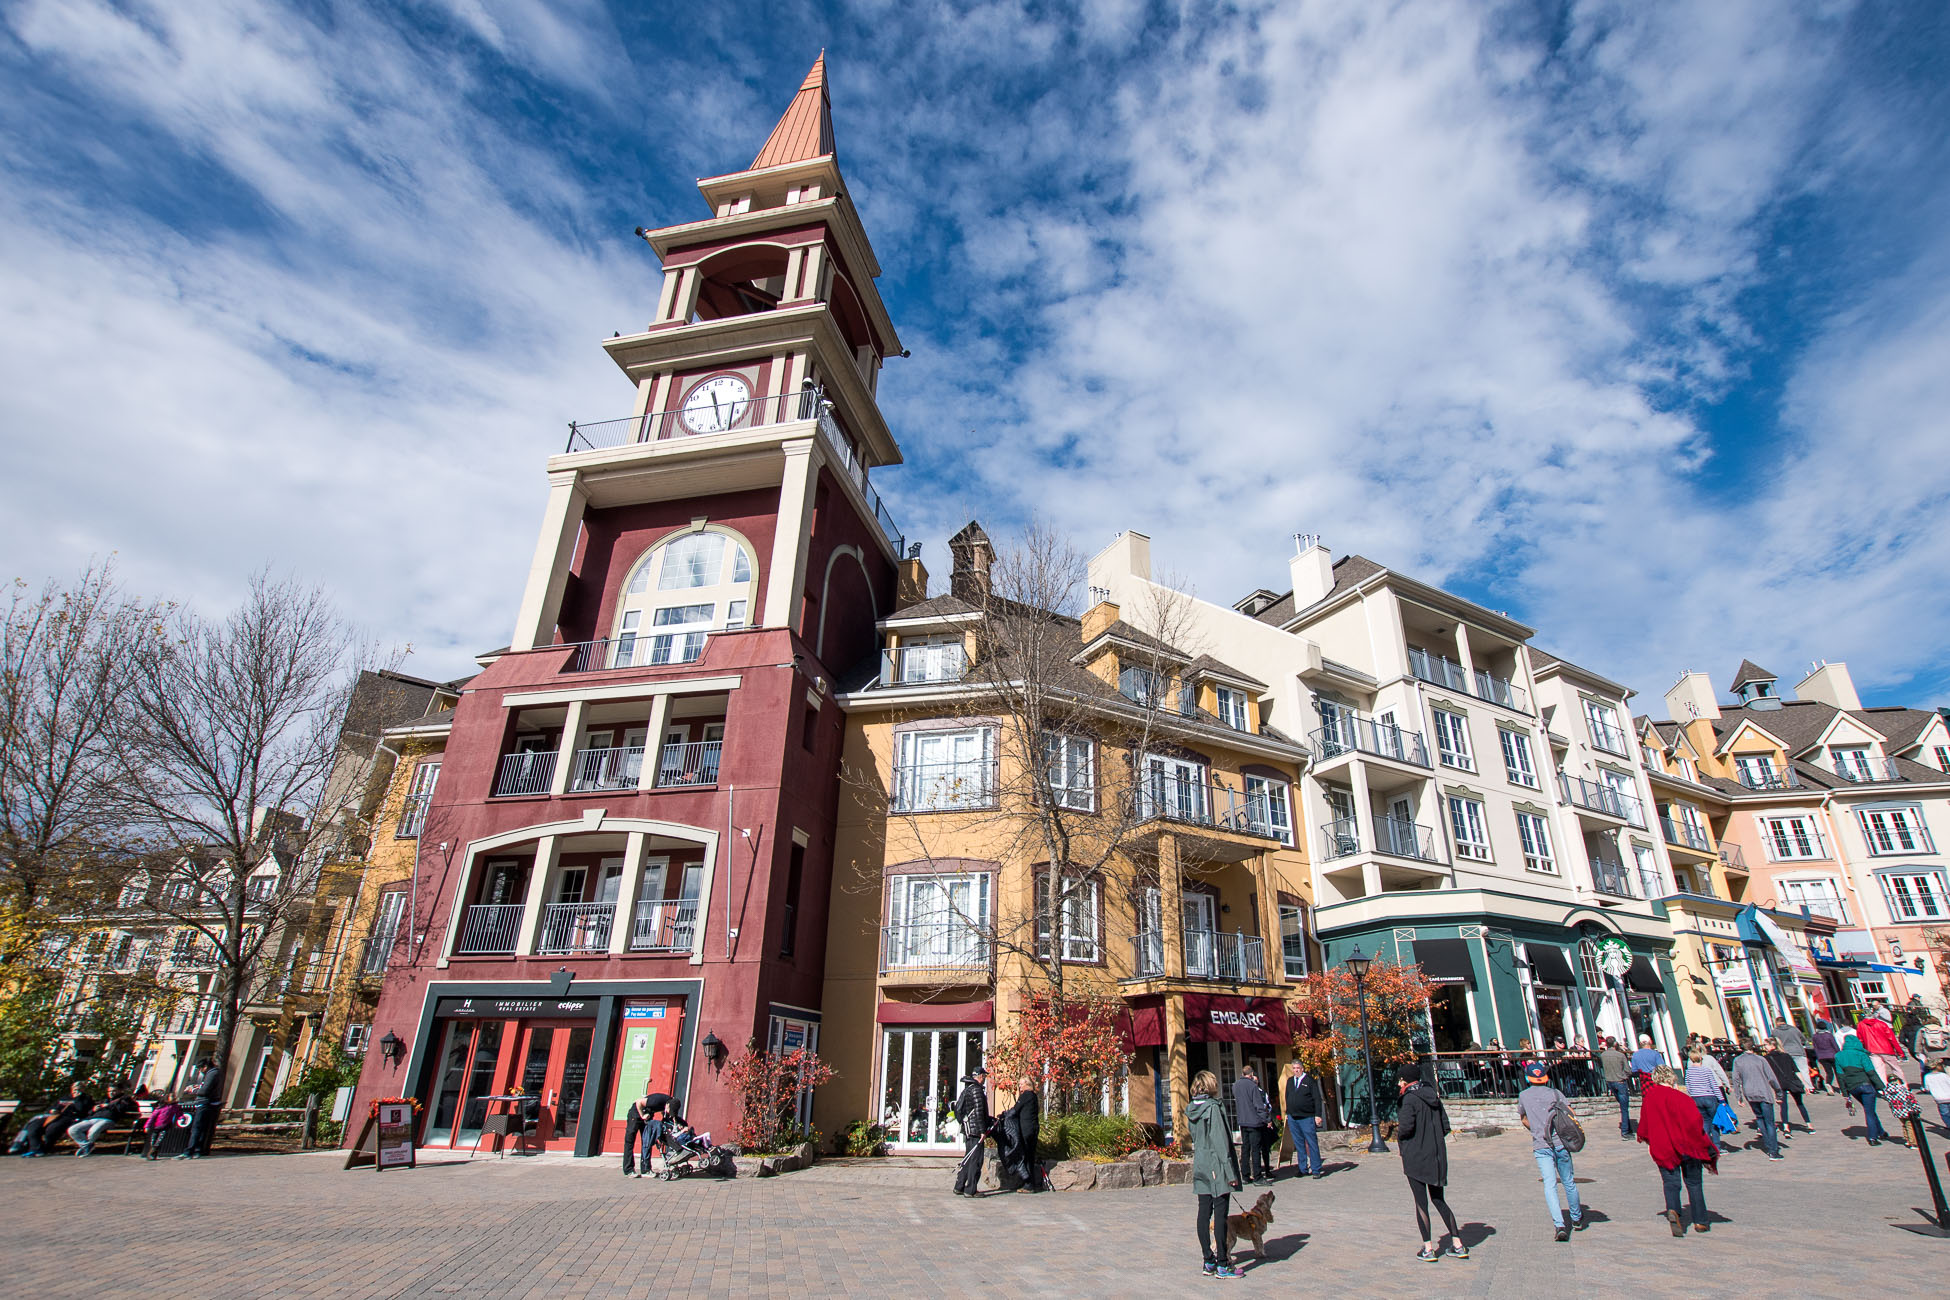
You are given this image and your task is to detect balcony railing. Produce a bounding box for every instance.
[1587,719,1631,756]
[815,402,905,557]
[1590,858,1638,899]
[360,931,398,976]
[538,902,614,955]
[1133,776,1285,839]
[1736,765,1797,791]
[878,924,992,979]
[880,643,968,686]
[630,899,698,952]
[1312,715,1431,768]
[561,634,704,673]
[1659,815,1711,852]
[1833,755,1903,783]
[493,751,557,797]
[1558,773,1646,827]
[457,903,523,954]
[1718,842,1748,870]
[1408,647,1528,712]
[572,745,645,792]
[1317,815,1444,864]
[1129,930,1265,982]
[891,759,998,812]
[396,792,431,839]
[655,740,722,788]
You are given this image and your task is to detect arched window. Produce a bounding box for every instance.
[613,527,760,665]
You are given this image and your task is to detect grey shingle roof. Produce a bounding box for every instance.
[1244,554,1387,627]
[1730,659,1777,690]
[1856,706,1935,751]
[887,593,979,619]
[1185,654,1269,690]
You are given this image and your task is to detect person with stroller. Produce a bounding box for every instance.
[953,1066,991,1197]
[622,1088,677,1178]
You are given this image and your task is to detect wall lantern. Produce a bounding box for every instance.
[701,1031,726,1072]
[379,1030,403,1064]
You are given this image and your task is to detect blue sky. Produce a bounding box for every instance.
[3,1,1947,715]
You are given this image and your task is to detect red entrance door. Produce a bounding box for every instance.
[510,1020,596,1151]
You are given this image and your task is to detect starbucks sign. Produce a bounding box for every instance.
[1594,937,1633,979]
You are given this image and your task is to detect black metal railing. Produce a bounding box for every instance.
[1312,715,1431,767]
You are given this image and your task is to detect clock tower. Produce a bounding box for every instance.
[356,57,909,1155]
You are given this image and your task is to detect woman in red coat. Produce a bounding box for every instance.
[1638,1065,1719,1236]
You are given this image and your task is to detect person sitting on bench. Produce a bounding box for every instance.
[69,1087,139,1156]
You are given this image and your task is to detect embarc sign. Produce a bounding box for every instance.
[1184,993,1289,1045]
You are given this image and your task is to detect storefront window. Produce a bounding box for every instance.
[1533,988,1567,1045]
[454,1021,504,1145]
[1427,985,1471,1052]
[880,1027,987,1146]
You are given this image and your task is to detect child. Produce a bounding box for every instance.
[144,1092,182,1160]
[1923,1060,1950,1134]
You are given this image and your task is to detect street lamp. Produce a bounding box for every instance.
[1344,945,1389,1154]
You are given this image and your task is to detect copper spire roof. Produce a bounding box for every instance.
[751,52,834,170]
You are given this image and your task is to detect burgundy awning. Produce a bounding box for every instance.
[877,999,992,1026]
[1185,993,1290,1044]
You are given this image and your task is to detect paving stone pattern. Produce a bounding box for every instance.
[6,1092,1948,1298]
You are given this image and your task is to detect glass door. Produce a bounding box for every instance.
[511,1021,596,1151]
[423,1018,510,1148]
[880,1028,987,1149]
[1182,892,1217,977]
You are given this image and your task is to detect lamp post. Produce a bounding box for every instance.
[1345,945,1389,1154]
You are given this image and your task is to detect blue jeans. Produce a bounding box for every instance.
[1534,1144,1581,1228]
[1747,1099,1778,1156]
[1852,1087,1886,1141]
[1608,1081,1632,1135]
[1286,1116,1320,1174]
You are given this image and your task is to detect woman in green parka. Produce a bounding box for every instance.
[1188,1070,1244,1279]
[1836,1034,1889,1145]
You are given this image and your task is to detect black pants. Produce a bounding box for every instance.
[1240,1126,1269,1181]
[188,1103,219,1156]
[1783,1089,1811,1125]
[955,1136,985,1194]
[1197,1192,1231,1265]
[1660,1159,1707,1225]
[1408,1178,1459,1243]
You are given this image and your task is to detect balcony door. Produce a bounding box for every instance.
[1182,892,1218,977]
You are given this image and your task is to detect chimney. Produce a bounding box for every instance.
[1664,670,1720,723]
[1797,661,1861,711]
[948,521,992,603]
[895,544,928,608]
[1289,533,1333,610]
[1082,598,1121,646]
[1088,530,1152,586]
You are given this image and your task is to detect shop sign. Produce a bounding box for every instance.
[622,999,667,1020]
[1185,994,1290,1044]
[376,1103,416,1170]
[436,996,597,1019]
[1593,937,1633,979]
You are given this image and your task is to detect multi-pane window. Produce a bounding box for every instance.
[895,636,964,684]
[1882,872,1948,921]
[1042,733,1096,811]
[1676,756,1698,783]
[1736,754,1785,789]
[648,604,714,664]
[1831,747,1874,781]
[1278,903,1309,978]
[1514,811,1554,873]
[1500,728,1537,787]
[1432,709,1472,769]
[1215,688,1249,731]
[1141,754,1209,823]
[1035,876,1101,963]
[886,873,991,965]
[1119,666,1164,706]
[365,891,407,973]
[1632,841,1663,898]
[1761,815,1825,860]
[1860,807,1932,855]
[1936,745,1950,772]
[1447,796,1491,861]
[1244,775,1293,844]
[397,761,440,838]
[1583,700,1628,755]
[614,530,758,664]
[1778,877,1849,923]
[894,729,997,811]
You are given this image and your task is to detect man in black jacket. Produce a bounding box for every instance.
[952,1066,990,1196]
[9,1082,93,1157]
[178,1060,223,1159]
[1232,1068,1276,1184]
[622,1089,678,1178]
[1283,1059,1326,1178]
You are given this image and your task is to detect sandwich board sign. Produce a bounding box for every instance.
[344,1102,417,1171]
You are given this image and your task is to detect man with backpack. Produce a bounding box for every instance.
[1517,1061,1586,1241]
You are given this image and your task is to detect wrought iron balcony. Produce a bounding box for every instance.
[1558,773,1646,827]
[1312,715,1431,768]
[1128,929,1265,982]
[1590,858,1637,899]
[1133,776,1286,840]
[1736,765,1797,791]
[630,899,698,952]
[891,759,998,812]
[878,924,992,979]
[1587,718,1631,756]
[1319,814,1445,864]
[560,633,704,672]
[492,751,556,797]
[571,745,644,792]
[1407,647,1528,711]
[880,643,968,686]
[1660,815,1711,852]
[655,740,722,788]
[538,902,614,955]
[457,903,523,954]
[1718,842,1748,870]
[1833,755,1903,783]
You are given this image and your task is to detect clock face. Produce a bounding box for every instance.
[680,374,752,434]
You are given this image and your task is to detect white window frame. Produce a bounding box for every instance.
[1880,870,1949,922]
[1631,840,1663,899]
[1243,775,1293,845]
[1583,699,1628,755]
[1119,665,1164,705]
[1736,754,1782,787]
[894,728,997,812]
[1500,728,1538,788]
[1935,745,1950,773]
[1278,903,1309,978]
[1860,806,1932,855]
[1215,687,1249,732]
[1042,732,1096,812]
[1760,815,1825,861]
[1035,875,1102,964]
[1777,876,1850,924]
[1447,795,1491,861]
[1514,810,1555,874]
[1432,709,1473,770]
[1141,753,1210,823]
[344,1023,371,1055]
[615,529,758,661]
[896,636,965,684]
[1831,746,1873,781]
[886,873,991,964]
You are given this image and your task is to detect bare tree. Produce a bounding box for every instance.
[0,563,164,954]
[116,574,386,1085]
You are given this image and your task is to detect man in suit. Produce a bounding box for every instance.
[1284,1059,1326,1178]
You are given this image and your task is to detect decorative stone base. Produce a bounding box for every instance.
[728,1141,820,1178]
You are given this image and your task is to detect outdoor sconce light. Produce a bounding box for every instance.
[701,1031,726,1072]
[379,1030,403,1064]
[1344,945,1372,980]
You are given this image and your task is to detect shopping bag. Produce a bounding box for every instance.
[1711,1101,1739,1135]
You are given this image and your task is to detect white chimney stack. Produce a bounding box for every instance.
[1289,534,1333,610]
[1797,661,1862,711]
[1665,670,1719,722]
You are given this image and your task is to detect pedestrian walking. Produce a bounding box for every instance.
[1598,1037,1634,1138]
[1856,1006,1910,1083]
[1836,1033,1888,1146]
[1763,1038,1811,1132]
[1232,1067,1275,1185]
[1638,1065,1719,1237]
[1517,1062,1586,1241]
[1282,1059,1325,1178]
[997,1077,1042,1192]
[1395,1063,1468,1263]
[1187,1070,1244,1279]
[1629,1034,1665,1083]
[1812,1021,1842,1092]
[1730,1041,1783,1160]
[1683,1047,1728,1148]
[1922,1060,1950,1135]
[1882,1072,1921,1150]
[1769,1017,1811,1092]
[952,1066,990,1197]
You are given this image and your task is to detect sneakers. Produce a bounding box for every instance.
[1415,1246,1442,1262]
[1201,1262,1217,1277]
[1212,1264,1242,1279]
[1572,1215,1589,1231]
[1553,1225,1571,1243]
[1693,1220,1711,1233]
[1445,1242,1469,1260]
[1767,1153,1785,1161]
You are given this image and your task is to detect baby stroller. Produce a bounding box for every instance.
[657,1118,733,1180]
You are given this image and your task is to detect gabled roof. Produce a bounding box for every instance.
[1185,654,1269,691]
[751,53,835,170]
[1856,705,1940,751]
[883,593,978,621]
[1243,554,1387,628]
[1077,618,1187,664]
[1711,713,1793,758]
[1730,659,1777,690]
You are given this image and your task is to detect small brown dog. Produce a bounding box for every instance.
[1225,1190,1275,1260]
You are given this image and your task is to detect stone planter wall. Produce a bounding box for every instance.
[728,1140,820,1178]
[1038,1148,1189,1192]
